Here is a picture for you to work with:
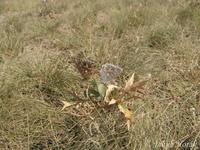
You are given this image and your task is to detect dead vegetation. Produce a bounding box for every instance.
[0,0,200,149]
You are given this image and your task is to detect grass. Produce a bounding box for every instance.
[148,26,177,49]
[0,0,200,149]
[176,2,200,33]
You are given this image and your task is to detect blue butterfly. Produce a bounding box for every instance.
[100,63,123,83]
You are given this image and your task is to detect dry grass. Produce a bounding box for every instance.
[0,0,200,149]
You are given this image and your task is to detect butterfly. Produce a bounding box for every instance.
[100,63,123,84]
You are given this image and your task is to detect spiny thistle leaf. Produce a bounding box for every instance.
[108,99,118,105]
[96,81,107,97]
[117,104,133,130]
[124,73,151,92]
[104,85,119,102]
[131,74,151,91]
[84,88,100,99]
[124,73,135,92]
[131,80,147,91]
[118,104,133,121]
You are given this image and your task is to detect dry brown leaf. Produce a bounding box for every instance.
[61,100,75,111]
[131,80,147,91]
[104,85,119,102]
[118,104,133,121]
[118,104,133,131]
[108,99,118,105]
[124,73,151,92]
[124,73,135,92]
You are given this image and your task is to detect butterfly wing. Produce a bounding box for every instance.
[100,63,123,83]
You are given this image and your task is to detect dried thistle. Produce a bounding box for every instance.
[103,73,151,130]
[61,62,151,131]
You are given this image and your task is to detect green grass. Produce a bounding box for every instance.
[0,0,200,149]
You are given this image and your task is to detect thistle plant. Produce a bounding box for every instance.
[61,63,151,130]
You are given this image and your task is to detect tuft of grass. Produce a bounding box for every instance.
[0,48,79,103]
[0,0,39,13]
[38,0,69,17]
[176,2,200,33]
[148,27,177,49]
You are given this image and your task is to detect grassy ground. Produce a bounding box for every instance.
[0,0,199,149]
